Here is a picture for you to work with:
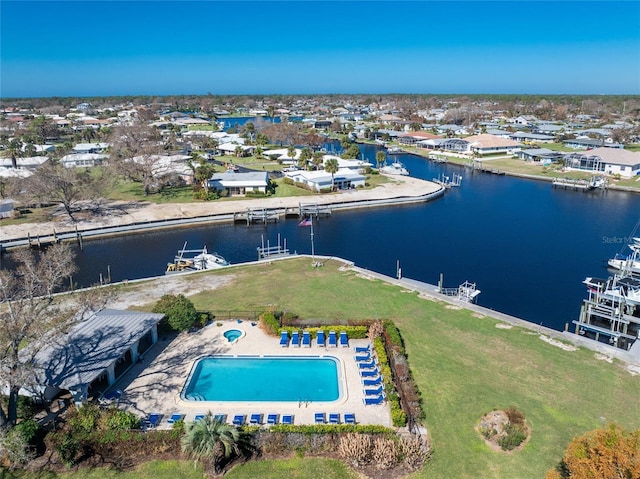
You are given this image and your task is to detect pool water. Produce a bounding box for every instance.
[183,356,340,402]
[223,329,242,342]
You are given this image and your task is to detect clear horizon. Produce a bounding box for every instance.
[1,1,639,99]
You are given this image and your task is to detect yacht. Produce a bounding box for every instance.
[608,238,640,276]
[380,161,409,176]
[166,242,229,274]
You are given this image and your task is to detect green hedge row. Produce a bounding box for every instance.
[279,325,368,339]
[257,424,393,434]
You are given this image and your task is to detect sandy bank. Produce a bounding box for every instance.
[1,175,441,243]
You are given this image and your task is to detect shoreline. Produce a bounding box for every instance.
[0,175,444,247]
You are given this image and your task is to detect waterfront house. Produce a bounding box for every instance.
[463,134,523,155]
[564,147,640,178]
[563,138,624,150]
[396,132,442,145]
[208,171,269,196]
[284,168,365,192]
[517,148,564,164]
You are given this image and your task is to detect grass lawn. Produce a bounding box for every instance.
[182,258,640,478]
[224,457,361,479]
[108,182,197,203]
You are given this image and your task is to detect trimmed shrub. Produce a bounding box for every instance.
[100,408,141,431]
[152,294,199,331]
[261,311,280,335]
[337,433,372,467]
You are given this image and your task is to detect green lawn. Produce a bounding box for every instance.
[12,259,640,478]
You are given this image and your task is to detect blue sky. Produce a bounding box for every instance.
[1,1,639,98]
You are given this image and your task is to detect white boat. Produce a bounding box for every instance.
[380,161,409,176]
[584,275,640,306]
[166,242,229,274]
[608,239,640,276]
[387,146,404,154]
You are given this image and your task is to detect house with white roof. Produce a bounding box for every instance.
[60,153,109,168]
[208,171,269,196]
[73,142,110,154]
[284,168,365,192]
[564,147,640,178]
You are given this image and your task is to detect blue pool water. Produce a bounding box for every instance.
[223,329,242,342]
[183,356,340,402]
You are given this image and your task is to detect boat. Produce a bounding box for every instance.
[380,161,409,176]
[386,146,403,154]
[166,242,229,274]
[608,238,640,276]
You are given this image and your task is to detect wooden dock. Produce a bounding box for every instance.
[233,207,281,225]
[552,178,592,190]
[299,203,332,217]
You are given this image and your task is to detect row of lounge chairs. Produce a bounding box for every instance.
[355,344,386,406]
[314,412,356,425]
[279,330,349,348]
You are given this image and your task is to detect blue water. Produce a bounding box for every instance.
[223,330,242,342]
[183,356,340,402]
[3,143,639,333]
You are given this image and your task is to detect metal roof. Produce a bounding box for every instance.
[33,309,164,391]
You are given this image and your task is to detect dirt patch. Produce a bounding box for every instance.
[476,409,530,453]
[539,334,578,351]
[109,273,237,309]
[445,305,462,310]
[595,353,613,363]
[495,323,513,329]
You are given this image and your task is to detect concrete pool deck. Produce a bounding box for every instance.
[113,320,391,429]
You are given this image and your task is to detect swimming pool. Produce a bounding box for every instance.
[182,356,341,402]
[223,329,243,342]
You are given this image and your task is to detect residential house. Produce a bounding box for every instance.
[563,138,623,150]
[73,142,110,154]
[517,148,564,164]
[463,134,522,155]
[60,153,108,168]
[284,168,365,192]
[208,171,269,196]
[564,147,640,178]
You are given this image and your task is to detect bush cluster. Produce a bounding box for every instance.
[337,433,430,472]
[152,294,199,331]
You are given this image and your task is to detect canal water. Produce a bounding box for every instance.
[4,143,639,333]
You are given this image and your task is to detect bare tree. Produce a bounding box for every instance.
[23,162,107,222]
[0,244,112,429]
[108,124,166,195]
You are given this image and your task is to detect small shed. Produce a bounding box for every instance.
[0,199,15,218]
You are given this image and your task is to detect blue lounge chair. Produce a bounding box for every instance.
[362,376,383,386]
[314,412,326,424]
[302,330,311,347]
[233,414,245,426]
[328,330,337,347]
[355,344,371,353]
[213,413,227,423]
[364,385,384,396]
[339,331,349,347]
[267,413,279,425]
[104,389,123,400]
[250,413,263,425]
[194,413,205,423]
[344,413,356,424]
[355,353,371,362]
[291,330,300,347]
[317,330,326,347]
[329,413,340,424]
[358,360,377,370]
[360,368,379,378]
[282,414,294,425]
[167,413,184,424]
[279,331,289,347]
[146,413,162,429]
[363,394,385,406]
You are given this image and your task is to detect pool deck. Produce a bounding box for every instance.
[113,321,391,429]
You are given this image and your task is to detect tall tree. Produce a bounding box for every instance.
[299,147,312,170]
[287,145,297,167]
[0,244,110,429]
[376,151,386,169]
[324,157,339,191]
[311,151,324,170]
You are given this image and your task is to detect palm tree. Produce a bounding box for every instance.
[181,412,245,473]
[311,151,324,171]
[324,157,339,191]
[299,147,312,170]
[375,151,386,169]
[287,145,297,167]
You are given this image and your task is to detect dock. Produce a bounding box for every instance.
[552,176,608,191]
[299,203,332,218]
[432,173,462,188]
[233,207,281,224]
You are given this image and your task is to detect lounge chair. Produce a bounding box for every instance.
[104,389,123,401]
[328,330,337,347]
[167,413,184,424]
[146,413,162,429]
[339,331,349,347]
[344,413,356,424]
[329,413,340,424]
[355,352,371,362]
[360,368,379,378]
[362,376,383,386]
[364,385,384,396]
[279,331,289,347]
[282,414,294,425]
[317,330,326,347]
[302,330,311,347]
[213,413,227,423]
[358,360,377,370]
[355,344,371,353]
[363,394,385,406]
[250,413,263,425]
[290,330,300,347]
[233,414,245,426]
[314,412,326,424]
[267,413,279,425]
[194,413,205,423]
